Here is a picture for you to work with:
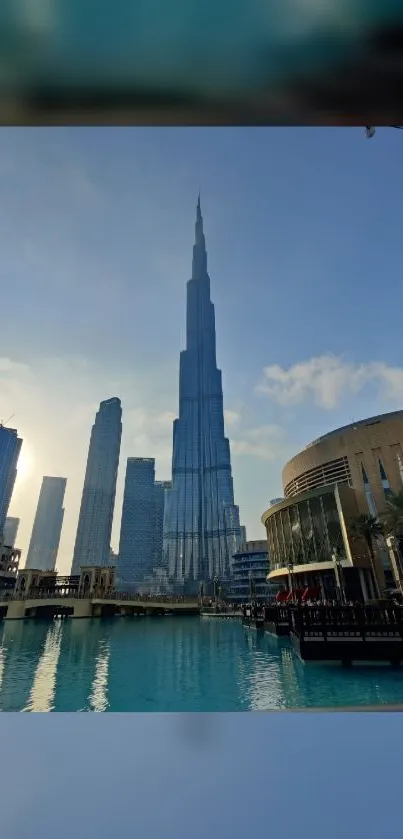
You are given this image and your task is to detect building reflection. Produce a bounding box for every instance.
[106,616,244,711]
[88,639,110,712]
[0,621,49,711]
[52,619,107,711]
[25,621,63,712]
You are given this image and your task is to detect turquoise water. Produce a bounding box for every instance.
[1,616,403,711]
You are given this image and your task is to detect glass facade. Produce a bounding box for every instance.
[118,458,156,590]
[71,398,122,574]
[231,541,280,603]
[163,198,241,589]
[26,477,66,571]
[265,488,346,571]
[0,426,22,540]
[2,517,20,548]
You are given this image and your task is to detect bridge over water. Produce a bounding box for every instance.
[0,591,200,620]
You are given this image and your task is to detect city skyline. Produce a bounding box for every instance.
[3,128,403,575]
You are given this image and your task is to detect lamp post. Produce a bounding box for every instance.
[287,561,294,600]
[331,550,345,604]
[213,575,219,610]
[385,535,403,598]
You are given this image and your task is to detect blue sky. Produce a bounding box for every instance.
[2,127,403,572]
[2,713,401,838]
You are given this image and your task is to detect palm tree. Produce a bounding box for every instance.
[349,514,384,598]
[381,489,403,539]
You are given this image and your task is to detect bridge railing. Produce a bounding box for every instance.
[1,589,199,604]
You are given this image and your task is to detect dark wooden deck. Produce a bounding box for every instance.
[289,604,403,666]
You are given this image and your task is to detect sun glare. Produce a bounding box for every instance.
[16,444,34,483]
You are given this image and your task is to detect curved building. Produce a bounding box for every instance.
[282,410,403,511]
[231,540,277,603]
[263,410,403,599]
[262,485,376,602]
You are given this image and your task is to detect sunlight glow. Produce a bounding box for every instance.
[16,443,34,483]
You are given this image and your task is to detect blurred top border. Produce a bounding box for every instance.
[0,2,402,126]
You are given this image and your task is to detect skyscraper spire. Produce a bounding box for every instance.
[192,193,207,278]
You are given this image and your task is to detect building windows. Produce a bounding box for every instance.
[397,453,403,486]
[284,456,351,498]
[378,459,393,499]
[361,464,378,518]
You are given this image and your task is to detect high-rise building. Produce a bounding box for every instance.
[71,398,122,575]
[0,425,22,540]
[2,516,20,548]
[154,480,172,569]
[117,458,156,590]
[163,197,242,591]
[25,477,67,571]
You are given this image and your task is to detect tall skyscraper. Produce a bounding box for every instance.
[153,480,172,569]
[3,516,20,548]
[25,477,67,571]
[71,398,122,575]
[0,425,22,540]
[163,197,242,590]
[117,458,156,590]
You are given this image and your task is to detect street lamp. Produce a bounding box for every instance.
[213,575,219,609]
[287,561,294,600]
[331,550,345,604]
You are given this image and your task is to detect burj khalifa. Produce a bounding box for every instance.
[163,197,242,591]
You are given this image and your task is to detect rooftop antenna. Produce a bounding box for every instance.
[0,413,15,427]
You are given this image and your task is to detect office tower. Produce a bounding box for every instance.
[0,425,22,540]
[163,197,242,591]
[71,398,122,575]
[153,480,172,569]
[117,458,156,590]
[2,516,20,548]
[240,525,247,545]
[25,477,67,571]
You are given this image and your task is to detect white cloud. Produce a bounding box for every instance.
[257,355,403,410]
[224,409,240,428]
[231,424,286,461]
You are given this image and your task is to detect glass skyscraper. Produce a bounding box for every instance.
[163,197,242,590]
[117,457,156,590]
[71,398,122,575]
[2,516,20,548]
[26,477,67,571]
[0,425,22,541]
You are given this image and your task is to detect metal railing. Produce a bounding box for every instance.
[2,588,199,604]
[290,604,403,641]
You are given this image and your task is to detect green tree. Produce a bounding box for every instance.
[381,489,403,539]
[349,514,384,597]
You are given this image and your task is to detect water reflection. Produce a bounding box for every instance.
[0,621,49,712]
[0,617,403,711]
[25,621,63,712]
[89,640,110,712]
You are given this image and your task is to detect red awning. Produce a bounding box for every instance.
[276,590,288,602]
[302,586,321,602]
[285,589,304,602]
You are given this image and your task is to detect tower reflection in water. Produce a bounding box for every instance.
[0,621,50,712]
[25,621,63,712]
[52,619,110,712]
